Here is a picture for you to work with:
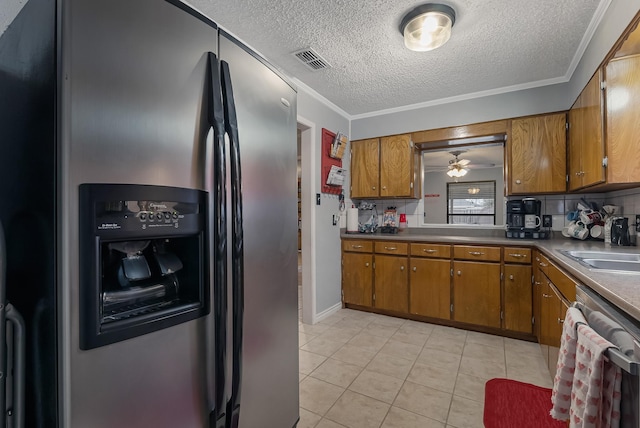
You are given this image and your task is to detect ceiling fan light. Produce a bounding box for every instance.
[446,166,468,178]
[400,4,455,52]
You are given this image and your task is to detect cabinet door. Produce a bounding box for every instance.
[606,55,640,184]
[539,280,564,347]
[539,281,553,346]
[350,138,379,198]
[374,255,408,313]
[342,253,373,307]
[379,134,413,197]
[409,258,451,319]
[532,253,545,340]
[452,261,501,328]
[580,70,605,188]
[510,114,567,194]
[503,264,532,334]
[568,91,584,191]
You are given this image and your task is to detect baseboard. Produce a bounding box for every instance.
[314,302,342,323]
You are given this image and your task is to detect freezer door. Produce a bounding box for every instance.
[219,34,299,428]
[59,0,218,426]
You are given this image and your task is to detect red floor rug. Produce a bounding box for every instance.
[484,378,567,428]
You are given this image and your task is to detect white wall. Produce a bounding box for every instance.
[297,88,350,316]
[351,83,570,140]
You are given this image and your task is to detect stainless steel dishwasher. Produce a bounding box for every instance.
[575,285,640,428]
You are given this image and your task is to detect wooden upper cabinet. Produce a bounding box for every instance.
[568,70,605,191]
[350,138,380,198]
[350,134,419,199]
[380,134,416,197]
[508,113,567,195]
[605,54,640,186]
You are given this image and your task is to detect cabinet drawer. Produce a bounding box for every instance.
[535,252,550,274]
[504,247,532,264]
[548,262,577,302]
[410,243,451,259]
[375,242,408,255]
[453,245,501,262]
[342,240,373,253]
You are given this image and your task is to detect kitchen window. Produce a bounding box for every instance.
[447,181,496,225]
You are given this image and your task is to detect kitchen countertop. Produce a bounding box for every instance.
[341,228,640,323]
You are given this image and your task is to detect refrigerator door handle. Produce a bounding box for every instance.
[207,52,228,428]
[221,60,244,428]
[5,304,25,428]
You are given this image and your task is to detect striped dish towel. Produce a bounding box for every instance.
[550,307,587,421]
[569,324,622,427]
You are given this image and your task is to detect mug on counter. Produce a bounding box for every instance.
[580,209,602,225]
[590,223,604,240]
[566,210,580,221]
[568,220,589,240]
[524,214,541,229]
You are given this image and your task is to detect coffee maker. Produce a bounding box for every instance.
[506,197,548,239]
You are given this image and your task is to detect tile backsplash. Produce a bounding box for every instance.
[351,186,640,232]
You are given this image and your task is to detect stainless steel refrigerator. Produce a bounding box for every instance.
[0,0,299,426]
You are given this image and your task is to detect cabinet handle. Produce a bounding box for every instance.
[351,245,363,249]
[539,262,548,267]
[457,270,461,276]
[516,179,521,184]
[543,294,551,298]
[423,249,437,253]
[468,251,484,256]
[382,186,387,190]
[412,266,417,272]
[400,266,405,271]
[558,318,564,324]
[508,253,525,258]
[372,186,376,190]
[384,246,397,251]
[534,281,542,285]
[509,274,514,280]
[365,262,369,267]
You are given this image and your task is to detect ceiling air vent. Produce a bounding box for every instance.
[292,48,331,71]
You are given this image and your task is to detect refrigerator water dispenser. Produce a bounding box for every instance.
[79,184,209,349]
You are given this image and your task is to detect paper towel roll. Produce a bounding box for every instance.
[346,207,359,233]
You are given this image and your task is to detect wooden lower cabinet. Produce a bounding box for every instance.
[409,258,451,319]
[452,261,501,328]
[374,255,408,312]
[341,252,373,306]
[539,281,565,348]
[503,264,532,334]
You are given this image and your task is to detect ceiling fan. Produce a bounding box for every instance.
[447,151,471,177]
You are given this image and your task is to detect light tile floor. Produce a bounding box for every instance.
[297,257,553,427]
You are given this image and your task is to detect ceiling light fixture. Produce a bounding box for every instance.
[399,3,456,52]
[446,166,468,178]
[467,187,480,195]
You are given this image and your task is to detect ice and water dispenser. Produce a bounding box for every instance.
[79,184,209,349]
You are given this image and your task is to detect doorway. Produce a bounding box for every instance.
[297,117,315,324]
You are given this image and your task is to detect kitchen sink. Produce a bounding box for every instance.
[581,259,640,272]
[558,249,640,274]
[561,250,640,262]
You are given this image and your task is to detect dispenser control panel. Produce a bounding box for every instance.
[95,198,201,233]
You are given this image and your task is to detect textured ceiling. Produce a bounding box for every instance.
[192,1,606,116]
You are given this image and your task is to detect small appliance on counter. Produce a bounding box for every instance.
[505,197,549,239]
[381,207,398,234]
[356,202,378,233]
